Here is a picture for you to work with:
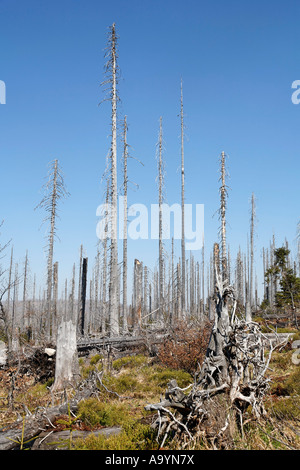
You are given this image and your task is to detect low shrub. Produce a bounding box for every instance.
[157,320,211,374]
[112,355,149,371]
[270,395,300,420]
[148,367,192,389]
[74,419,156,450]
[90,353,103,366]
[77,398,129,428]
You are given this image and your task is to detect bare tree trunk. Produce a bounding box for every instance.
[249,193,256,311]
[219,151,228,281]
[202,238,205,317]
[102,181,109,335]
[11,263,19,353]
[6,246,13,323]
[107,23,119,337]
[180,80,186,318]
[35,159,69,341]
[80,257,88,336]
[133,259,142,333]
[122,116,128,334]
[158,117,164,321]
[53,261,58,337]
[22,250,28,332]
[143,265,148,321]
[52,263,79,391]
[235,248,244,305]
[78,244,83,321]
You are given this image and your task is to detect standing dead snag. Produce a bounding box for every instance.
[180,80,186,318]
[133,259,143,332]
[35,159,69,341]
[157,117,165,321]
[101,23,120,337]
[79,257,88,336]
[219,151,229,281]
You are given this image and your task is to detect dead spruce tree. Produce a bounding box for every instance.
[180,80,186,318]
[122,116,129,334]
[219,151,228,281]
[249,192,256,315]
[157,117,165,322]
[35,159,69,341]
[101,23,120,336]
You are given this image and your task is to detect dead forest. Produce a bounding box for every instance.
[0,23,300,451]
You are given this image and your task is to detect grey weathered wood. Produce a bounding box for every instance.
[30,426,122,450]
[180,80,186,318]
[0,401,78,450]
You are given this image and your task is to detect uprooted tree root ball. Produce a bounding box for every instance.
[145,263,287,449]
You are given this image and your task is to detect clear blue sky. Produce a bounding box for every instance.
[0,0,299,299]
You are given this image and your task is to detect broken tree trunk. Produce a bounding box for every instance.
[51,279,80,391]
[0,372,98,450]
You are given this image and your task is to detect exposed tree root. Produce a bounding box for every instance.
[145,264,286,449]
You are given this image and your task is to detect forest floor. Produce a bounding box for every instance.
[0,323,300,451]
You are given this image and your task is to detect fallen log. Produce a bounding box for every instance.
[0,401,79,450]
[77,331,166,355]
[0,372,98,450]
[30,426,122,450]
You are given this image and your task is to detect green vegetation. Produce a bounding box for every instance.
[1,344,299,450]
[74,420,156,450]
[264,247,300,312]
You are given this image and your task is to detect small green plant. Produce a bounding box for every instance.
[7,416,38,450]
[55,403,78,450]
[148,366,192,388]
[77,398,130,428]
[90,354,103,366]
[74,419,156,450]
[112,355,149,371]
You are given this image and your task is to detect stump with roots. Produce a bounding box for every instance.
[145,266,277,449]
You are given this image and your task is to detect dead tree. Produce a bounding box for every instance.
[52,261,58,335]
[235,248,244,306]
[100,23,120,336]
[180,80,186,318]
[79,257,88,336]
[101,180,109,335]
[122,116,129,334]
[202,238,205,317]
[22,250,29,332]
[133,259,143,333]
[157,117,165,321]
[107,23,119,336]
[35,159,69,340]
[249,193,256,313]
[77,244,83,321]
[219,151,228,281]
